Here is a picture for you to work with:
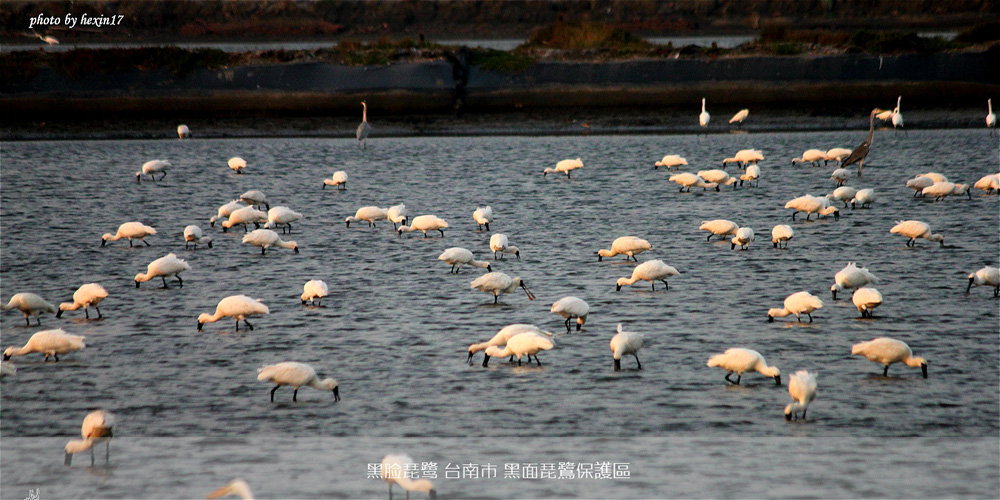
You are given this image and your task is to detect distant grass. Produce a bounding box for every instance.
[953,21,1000,44]
[523,21,653,51]
[758,26,972,54]
[470,49,535,73]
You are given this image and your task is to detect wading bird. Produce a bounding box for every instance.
[851,337,927,378]
[134,253,190,288]
[707,348,780,385]
[610,324,643,371]
[615,260,679,291]
[357,101,372,149]
[767,291,823,323]
[597,236,651,261]
[471,272,535,304]
[784,371,817,420]
[841,109,878,177]
[101,222,156,247]
[4,328,85,361]
[3,293,57,326]
[136,160,169,183]
[257,362,339,402]
[56,283,108,319]
[64,410,114,466]
[550,296,589,332]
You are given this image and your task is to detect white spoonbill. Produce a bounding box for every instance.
[467,324,550,365]
[731,227,755,250]
[136,159,170,183]
[699,98,710,127]
[550,296,589,332]
[669,172,718,192]
[398,215,449,238]
[346,206,388,228]
[721,149,764,168]
[906,176,934,197]
[473,206,493,231]
[852,287,883,318]
[917,172,948,183]
[767,291,823,323]
[228,157,247,174]
[697,169,738,189]
[852,337,927,378]
[438,247,491,273]
[891,96,904,128]
[176,124,190,139]
[207,479,254,500]
[323,171,348,190]
[210,200,248,227]
[890,220,943,247]
[3,293,57,326]
[739,164,760,187]
[791,149,826,167]
[967,266,999,296]
[56,283,108,319]
[729,108,749,127]
[826,186,857,208]
[135,253,191,288]
[616,260,679,291]
[707,348,781,385]
[381,454,437,500]
[824,147,853,165]
[4,328,85,361]
[988,99,996,129]
[771,225,794,249]
[830,262,879,299]
[654,155,688,169]
[543,158,583,178]
[471,272,535,304]
[785,195,839,221]
[198,295,269,331]
[239,190,269,211]
[830,168,850,186]
[784,371,817,420]
[610,324,643,371]
[357,101,372,149]
[64,410,114,466]
[221,206,266,233]
[874,108,894,122]
[265,206,303,233]
[301,280,328,306]
[257,362,339,402]
[101,221,156,247]
[699,220,739,241]
[484,331,554,366]
[387,204,409,229]
[972,173,999,194]
[850,188,876,209]
[922,181,971,201]
[183,225,213,249]
[242,229,298,255]
[597,236,651,261]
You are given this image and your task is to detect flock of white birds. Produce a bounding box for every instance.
[2,99,998,500]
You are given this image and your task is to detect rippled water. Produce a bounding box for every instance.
[1,129,997,498]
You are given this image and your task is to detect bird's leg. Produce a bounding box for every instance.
[96,306,102,318]
[805,213,811,222]
[271,385,279,402]
[106,441,110,463]
[159,171,167,181]
[535,356,542,367]
[493,295,498,304]
[808,313,814,323]
[262,247,266,255]
[84,308,89,319]
[883,365,889,376]
[576,321,582,331]
[177,275,183,288]
[423,232,428,238]
[143,239,150,246]
[651,281,655,291]
[91,447,95,466]
[161,276,168,288]
[725,372,738,384]
[439,229,445,237]
[791,212,796,221]
[293,389,298,402]
[706,234,712,242]
[245,319,254,331]
[450,264,456,273]
[129,239,134,247]
[634,355,641,369]
[485,223,490,231]
[44,353,50,362]
[802,409,807,420]
[662,280,669,290]
[564,317,571,332]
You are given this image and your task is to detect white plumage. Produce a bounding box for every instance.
[134,253,191,288]
[257,362,339,402]
[699,220,739,241]
[699,98,710,127]
[136,159,170,183]
[473,206,493,231]
[767,291,824,323]
[669,172,718,192]
[64,410,114,466]
[731,227,755,250]
[850,188,876,209]
[489,233,520,259]
[101,221,157,247]
[890,220,943,247]
[729,108,749,125]
[852,287,883,318]
[470,272,535,304]
[207,479,255,500]
[654,155,687,169]
[543,158,583,178]
[830,168,850,186]
[398,215,449,238]
[265,206,303,234]
[771,225,794,249]
[345,206,388,228]
[610,324,643,371]
[972,173,999,194]
[239,190,269,211]
[198,295,269,332]
[616,260,679,291]
[4,328,85,361]
[386,204,409,229]
[721,149,764,168]
[242,229,298,255]
[323,171,348,190]
[784,194,840,221]
[57,283,108,319]
[826,186,857,208]
[852,337,927,378]
[183,225,212,249]
[830,262,879,299]
[791,149,826,167]
[824,147,853,165]
[988,99,996,128]
[906,176,935,197]
[922,181,971,201]
[917,172,948,183]
[228,157,247,174]
[784,371,817,420]
[176,124,190,139]
[357,101,372,149]
[697,169,738,189]
[381,454,437,500]
[598,236,651,261]
[301,280,329,306]
[967,266,999,296]
[707,348,781,385]
[210,200,248,227]
[739,164,760,187]
[438,247,491,273]
[484,331,554,366]
[467,324,551,365]
[222,206,267,233]
[551,296,589,332]
[891,96,904,128]
[3,293,57,326]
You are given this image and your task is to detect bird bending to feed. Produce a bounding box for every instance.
[729,108,749,127]
[768,291,823,323]
[827,186,857,208]
[699,220,739,241]
[222,206,266,233]
[731,227,755,250]
[197,295,269,332]
[824,148,852,165]
[699,98,710,127]
[489,233,520,260]
[301,280,328,306]
[852,337,927,378]
[890,220,943,247]
[967,266,999,296]
[176,124,190,139]
[64,410,114,466]
[207,479,254,500]
[891,96,904,128]
[616,260,679,291]
[323,171,348,190]
[357,101,372,149]
[239,190,269,211]
[257,362,339,402]
[264,206,303,233]
[830,262,879,299]
[467,324,551,365]
[183,225,213,249]
[345,206,388,228]
[697,169,738,189]
[785,195,839,221]
[610,324,643,371]
[922,181,971,201]
[669,172,718,192]
[840,108,877,177]
[543,158,583,178]
[654,155,687,169]
[398,215,449,238]
[740,164,760,187]
[906,176,935,197]
[852,287,883,318]
[438,247,491,273]
[550,296,589,332]
[784,371,817,420]
[916,172,948,183]
[598,236,651,261]
[988,99,996,129]
[210,200,248,227]
[484,331,554,366]
[136,159,170,183]
[771,225,794,249]
[791,149,826,167]
[386,204,408,229]
[4,328,85,361]
[972,174,999,194]
[135,253,191,288]
[3,293,57,326]
[707,348,781,385]
[473,206,493,231]
[850,188,876,209]
[830,168,850,186]
[471,272,535,304]
[721,149,764,168]
[228,157,247,174]
[381,454,437,500]
[101,221,156,247]
[242,229,298,255]
[57,283,108,319]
